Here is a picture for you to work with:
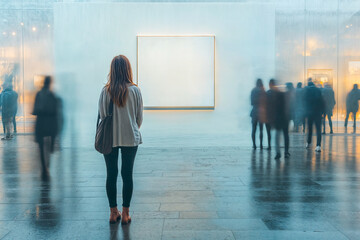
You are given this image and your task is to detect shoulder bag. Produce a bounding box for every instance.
[95,99,114,155]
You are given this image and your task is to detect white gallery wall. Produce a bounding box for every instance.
[54,3,275,147]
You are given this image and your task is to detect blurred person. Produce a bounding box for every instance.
[12,103,17,133]
[33,76,58,178]
[344,84,360,132]
[294,82,305,132]
[56,97,64,135]
[273,80,290,160]
[0,75,18,134]
[265,79,277,150]
[250,79,266,149]
[322,83,336,134]
[304,79,324,152]
[0,76,18,140]
[98,55,143,225]
[11,66,19,133]
[54,96,64,151]
[285,82,296,127]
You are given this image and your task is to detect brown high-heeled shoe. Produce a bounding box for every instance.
[109,207,121,224]
[121,207,131,225]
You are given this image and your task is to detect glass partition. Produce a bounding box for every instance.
[0,7,53,134]
[1,0,360,134]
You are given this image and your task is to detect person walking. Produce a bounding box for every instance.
[322,83,336,134]
[265,79,277,150]
[285,82,296,127]
[344,84,360,132]
[98,55,143,225]
[294,82,305,133]
[304,79,324,152]
[273,80,290,159]
[33,76,58,178]
[250,79,266,149]
[1,77,18,140]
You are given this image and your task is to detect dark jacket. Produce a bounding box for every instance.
[250,87,266,122]
[304,85,324,117]
[273,91,289,129]
[322,86,336,115]
[266,89,288,128]
[0,88,18,119]
[285,88,295,121]
[266,89,277,126]
[346,89,360,113]
[33,88,58,141]
[295,87,305,117]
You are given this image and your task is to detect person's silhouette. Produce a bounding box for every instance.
[345,84,360,133]
[265,79,277,150]
[322,83,336,134]
[294,82,305,133]
[250,79,266,149]
[33,76,58,178]
[304,79,324,152]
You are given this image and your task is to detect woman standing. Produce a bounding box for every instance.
[250,79,266,149]
[98,55,143,224]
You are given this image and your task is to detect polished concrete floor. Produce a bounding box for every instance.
[0,131,360,240]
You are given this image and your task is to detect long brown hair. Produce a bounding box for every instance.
[106,55,134,107]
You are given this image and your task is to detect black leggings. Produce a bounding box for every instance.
[251,119,263,147]
[104,146,138,208]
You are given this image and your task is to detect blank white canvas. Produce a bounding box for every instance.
[137,36,215,108]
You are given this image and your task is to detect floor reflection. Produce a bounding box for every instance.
[249,132,360,233]
[121,224,131,240]
[0,132,360,239]
[31,179,61,230]
[1,137,19,222]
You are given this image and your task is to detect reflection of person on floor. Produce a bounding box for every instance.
[250,79,266,150]
[322,83,336,134]
[294,82,305,133]
[0,76,18,140]
[345,84,360,132]
[304,79,324,152]
[32,76,58,178]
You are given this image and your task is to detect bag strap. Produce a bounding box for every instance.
[96,99,113,128]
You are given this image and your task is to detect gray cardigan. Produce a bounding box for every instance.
[98,85,143,147]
